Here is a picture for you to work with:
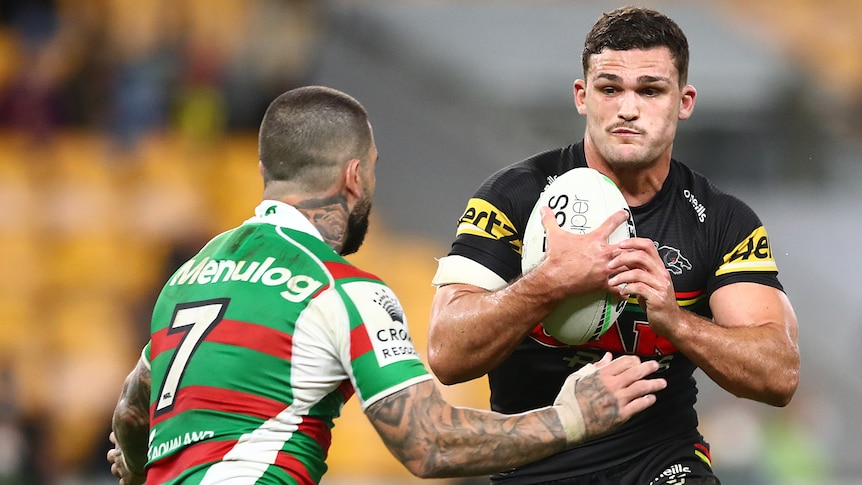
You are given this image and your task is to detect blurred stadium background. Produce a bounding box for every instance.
[0,0,859,484]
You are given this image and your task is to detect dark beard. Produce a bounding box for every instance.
[340,196,371,256]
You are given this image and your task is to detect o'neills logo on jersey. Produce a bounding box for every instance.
[683,189,707,223]
[456,198,521,252]
[168,257,324,302]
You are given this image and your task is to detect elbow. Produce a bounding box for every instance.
[769,367,800,408]
[427,347,473,386]
[428,358,459,386]
[112,400,149,437]
[406,463,439,480]
[434,373,462,387]
[751,366,800,408]
[428,366,459,387]
[770,352,801,407]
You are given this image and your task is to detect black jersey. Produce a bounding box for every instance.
[443,142,783,482]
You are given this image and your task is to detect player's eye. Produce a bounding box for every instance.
[640,86,663,97]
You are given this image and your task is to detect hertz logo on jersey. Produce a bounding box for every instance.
[456,198,521,252]
[715,226,777,276]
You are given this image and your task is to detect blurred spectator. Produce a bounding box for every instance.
[0,363,49,485]
[0,0,82,141]
[1,0,322,149]
[220,0,322,129]
[89,0,182,150]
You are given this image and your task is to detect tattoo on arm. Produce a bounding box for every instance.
[294,195,349,253]
[575,373,621,439]
[112,358,152,475]
[365,380,566,479]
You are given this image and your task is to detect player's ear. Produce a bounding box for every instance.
[574,80,588,115]
[679,85,696,120]
[342,158,363,200]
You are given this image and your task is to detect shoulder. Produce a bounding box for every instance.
[670,160,761,226]
[669,162,779,281]
[483,146,581,189]
[468,145,583,216]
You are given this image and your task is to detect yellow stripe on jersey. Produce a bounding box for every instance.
[456,198,522,252]
[695,449,712,467]
[626,292,706,310]
[716,226,778,276]
[676,294,707,307]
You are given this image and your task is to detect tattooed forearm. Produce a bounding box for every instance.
[294,195,349,253]
[366,380,567,479]
[112,358,152,475]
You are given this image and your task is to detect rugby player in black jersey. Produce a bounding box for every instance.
[428,6,800,485]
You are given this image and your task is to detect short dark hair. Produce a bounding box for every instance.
[582,6,690,86]
[258,86,372,188]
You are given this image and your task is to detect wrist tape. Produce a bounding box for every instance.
[552,363,599,445]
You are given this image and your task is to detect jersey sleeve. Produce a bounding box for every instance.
[707,194,783,294]
[141,342,152,370]
[437,165,547,286]
[334,280,432,410]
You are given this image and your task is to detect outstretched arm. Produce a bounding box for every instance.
[108,355,151,485]
[366,354,665,479]
[429,209,631,384]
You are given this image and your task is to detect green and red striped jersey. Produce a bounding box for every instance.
[141,201,432,484]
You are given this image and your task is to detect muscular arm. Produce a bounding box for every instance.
[609,237,800,406]
[429,209,631,384]
[673,283,799,406]
[110,355,151,479]
[366,355,665,479]
[429,275,563,384]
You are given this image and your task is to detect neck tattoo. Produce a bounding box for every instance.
[294,195,349,253]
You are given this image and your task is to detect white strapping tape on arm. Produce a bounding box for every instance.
[431,255,508,291]
[552,363,599,445]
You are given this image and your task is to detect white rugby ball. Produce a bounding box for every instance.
[521,167,636,345]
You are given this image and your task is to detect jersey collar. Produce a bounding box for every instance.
[246,200,324,241]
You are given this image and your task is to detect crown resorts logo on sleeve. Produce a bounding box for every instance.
[343,282,421,365]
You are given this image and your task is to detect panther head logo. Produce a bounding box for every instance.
[655,242,692,275]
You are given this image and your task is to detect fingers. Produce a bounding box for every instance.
[608,237,661,274]
[600,354,656,377]
[619,377,667,415]
[596,209,630,240]
[607,237,670,301]
[622,392,658,416]
[539,206,560,234]
[594,351,613,368]
[596,352,614,368]
[594,355,666,418]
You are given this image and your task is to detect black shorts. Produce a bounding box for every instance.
[493,434,720,485]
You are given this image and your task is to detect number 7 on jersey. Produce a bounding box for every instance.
[155,299,230,415]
